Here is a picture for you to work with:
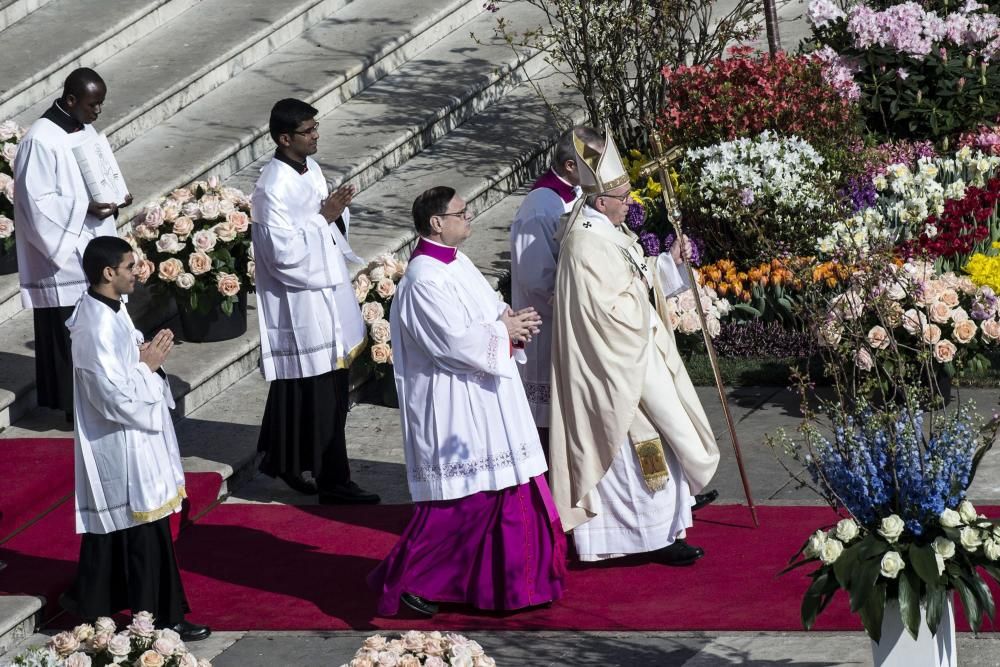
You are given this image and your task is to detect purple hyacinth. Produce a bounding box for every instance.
[626,200,647,232]
[639,231,661,256]
[841,175,878,213]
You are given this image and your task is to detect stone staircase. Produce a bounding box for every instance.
[0,0,584,646]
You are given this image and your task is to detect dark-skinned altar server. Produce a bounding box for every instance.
[13,67,131,419]
[509,126,597,458]
[548,129,720,566]
[61,236,209,642]
[251,98,379,504]
[368,186,565,617]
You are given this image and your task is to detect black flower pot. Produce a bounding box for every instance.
[176,291,247,343]
[378,372,398,409]
[0,246,17,275]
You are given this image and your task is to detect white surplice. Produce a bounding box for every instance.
[391,240,547,502]
[250,155,367,381]
[67,294,186,535]
[13,120,118,308]
[510,178,579,427]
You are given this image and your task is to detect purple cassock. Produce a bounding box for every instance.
[367,236,567,616]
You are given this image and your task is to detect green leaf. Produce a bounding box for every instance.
[925,584,947,635]
[221,298,234,317]
[909,545,942,587]
[898,568,922,640]
[857,535,890,561]
[189,292,198,312]
[802,570,830,631]
[954,577,981,632]
[833,543,862,589]
[850,557,881,613]
[964,571,995,624]
[859,582,887,643]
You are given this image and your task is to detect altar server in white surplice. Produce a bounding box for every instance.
[549,128,721,566]
[251,98,379,504]
[61,236,209,642]
[368,186,565,618]
[13,68,131,418]
[510,126,598,456]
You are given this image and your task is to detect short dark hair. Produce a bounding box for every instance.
[83,236,133,285]
[269,98,317,143]
[411,186,456,237]
[62,67,106,101]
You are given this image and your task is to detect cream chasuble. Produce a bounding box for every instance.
[14,120,118,308]
[510,170,580,427]
[67,294,186,535]
[251,155,366,381]
[549,205,720,533]
[391,240,547,502]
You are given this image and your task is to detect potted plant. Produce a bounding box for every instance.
[352,253,406,407]
[128,177,254,343]
[0,120,25,275]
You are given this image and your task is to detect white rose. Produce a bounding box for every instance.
[199,195,221,220]
[835,518,859,542]
[960,526,983,551]
[155,233,183,254]
[959,500,978,524]
[94,617,116,635]
[369,266,386,282]
[941,508,963,527]
[804,529,828,558]
[108,633,131,657]
[0,120,19,140]
[902,308,926,335]
[369,319,391,344]
[820,537,844,564]
[65,654,92,667]
[192,229,218,252]
[879,551,906,579]
[360,301,385,324]
[932,536,956,560]
[1,141,18,163]
[950,307,970,323]
[878,514,905,543]
[176,272,196,290]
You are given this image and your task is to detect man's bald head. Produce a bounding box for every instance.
[62,68,106,100]
[60,68,106,125]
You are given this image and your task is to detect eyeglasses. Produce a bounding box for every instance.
[600,191,631,203]
[291,123,319,137]
[438,208,469,218]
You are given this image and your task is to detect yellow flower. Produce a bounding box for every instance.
[965,252,1000,292]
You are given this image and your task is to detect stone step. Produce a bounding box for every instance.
[0,595,41,657]
[0,0,201,120]
[13,0,353,151]
[0,0,53,33]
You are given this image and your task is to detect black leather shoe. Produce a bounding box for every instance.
[170,620,211,642]
[319,481,381,505]
[280,472,318,495]
[692,489,719,511]
[654,539,705,566]
[400,593,438,617]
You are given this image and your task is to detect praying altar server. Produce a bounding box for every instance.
[510,126,598,456]
[368,186,566,618]
[251,98,379,504]
[548,129,721,566]
[61,236,209,642]
[13,68,131,418]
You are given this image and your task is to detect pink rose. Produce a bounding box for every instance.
[182,202,202,219]
[216,272,241,297]
[423,639,445,657]
[158,258,184,282]
[178,654,199,667]
[375,277,396,299]
[0,120,19,141]
[188,251,212,275]
[866,325,890,350]
[0,173,12,195]
[153,636,178,656]
[934,339,957,363]
[855,348,874,371]
[50,631,80,656]
[89,632,112,652]
[144,206,165,228]
[212,220,238,242]
[377,651,400,667]
[176,272,196,290]
[370,319,391,343]
[199,196,221,220]
[226,210,250,232]
[676,290,697,312]
[1,142,17,163]
[982,319,1000,341]
[922,323,942,344]
[953,319,977,344]
[360,301,384,324]
[678,310,700,334]
[135,259,155,283]
[129,614,156,636]
[138,649,165,667]
[95,617,117,635]
[171,188,194,203]
[172,216,194,239]
[0,215,13,239]
[222,187,249,206]
[155,233,184,254]
[64,653,92,667]
[161,199,181,222]
[938,288,960,308]
[929,302,951,324]
[370,342,392,364]
[363,635,389,651]
[108,633,131,657]
[192,229,218,252]
[950,307,969,323]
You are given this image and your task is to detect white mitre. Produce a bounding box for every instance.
[573,124,629,195]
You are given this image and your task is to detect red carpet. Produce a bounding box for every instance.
[166,503,1000,632]
[0,438,74,543]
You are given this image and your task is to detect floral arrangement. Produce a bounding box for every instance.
[779,405,1000,640]
[128,177,253,315]
[681,131,840,262]
[663,281,731,339]
[965,242,1000,291]
[339,631,495,667]
[11,612,211,666]
[352,253,406,379]
[0,119,25,254]
[807,0,1000,139]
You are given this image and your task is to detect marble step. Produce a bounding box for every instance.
[0,0,201,120]
[0,595,41,658]
[0,0,53,33]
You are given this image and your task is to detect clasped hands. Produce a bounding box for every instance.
[321,183,356,223]
[139,329,174,373]
[501,306,541,345]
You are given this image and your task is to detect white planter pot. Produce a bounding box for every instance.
[871,597,956,667]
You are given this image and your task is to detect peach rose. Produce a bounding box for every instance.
[172,216,194,239]
[135,259,155,283]
[399,657,421,667]
[938,288,960,308]
[917,279,942,306]
[207,175,220,189]
[226,210,250,232]
[370,319,391,343]
[188,251,212,275]
[867,325,890,350]
[376,277,396,299]
[1,141,18,163]
[953,319,977,344]
[216,272,241,297]
[371,342,392,364]
[133,223,158,241]
[143,205,165,228]
[218,197,236,215]
[982,319,1000,341]
[855,348,874,371]
[361,301,384,324]
[199,195,221,220]
[73,623,95,641]
[922,323,942,344]
[51,631,80,656]
[354,273,372,296]
[929,301,951,324]
[212,220,238,242]
[377,651,400,667]
[161,199,181,222]
[192,229,218,252]
[157,258,184,282]
[676,290,697,312]
[934,339,957,363]
[138,649,165,667]
[171,188,194,203]
[176,272,196,290]
[0,214,13,239]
